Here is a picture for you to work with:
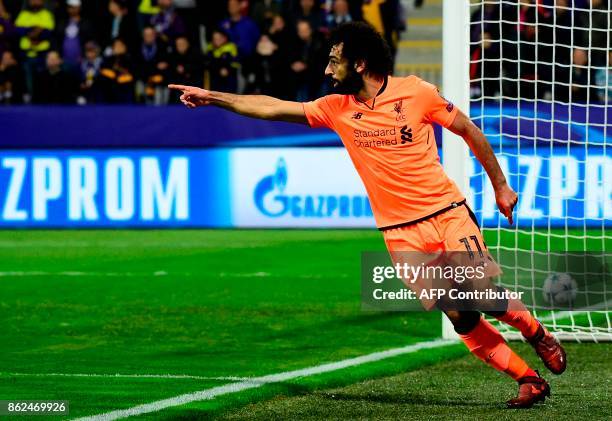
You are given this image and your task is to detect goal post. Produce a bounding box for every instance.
[441,0,471,340]
[441,0,611,342]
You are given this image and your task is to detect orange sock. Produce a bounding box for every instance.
[493,308,540,339]
[459,317,535,381]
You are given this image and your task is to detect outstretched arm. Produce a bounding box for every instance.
[448,110,518,225]
[168,84,308,125]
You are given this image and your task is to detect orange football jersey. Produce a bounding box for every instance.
[302,75,465,229]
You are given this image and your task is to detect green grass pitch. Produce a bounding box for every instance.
[0,229,609,419]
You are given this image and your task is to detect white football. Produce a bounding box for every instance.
[542,272,578,305]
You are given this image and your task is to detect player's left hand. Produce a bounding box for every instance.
[495,183,518,225]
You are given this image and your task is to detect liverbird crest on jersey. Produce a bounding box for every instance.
[393,99,406,121]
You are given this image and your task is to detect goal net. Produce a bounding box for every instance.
[443,0,611,342]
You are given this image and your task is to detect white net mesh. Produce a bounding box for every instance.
[468,0,611,341]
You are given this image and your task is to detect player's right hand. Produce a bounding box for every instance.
[168,84,211,108]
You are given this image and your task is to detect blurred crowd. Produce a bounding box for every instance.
[0,0,408,105]
[470,0,611,104]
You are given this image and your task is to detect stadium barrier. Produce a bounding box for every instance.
[0,106,341,149]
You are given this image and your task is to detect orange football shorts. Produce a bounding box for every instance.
[382,203,502,310]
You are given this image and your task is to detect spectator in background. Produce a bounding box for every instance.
[362,0,385,34]
[168,35,203,103]
[362,0,404,64]
[539,0,572,101]
[380,0,405,63]
[106,0,138,55]
[470,2,500,45]
[136,26,169,104]
[33,50,78,103]
[1,0,20,21]
[221,0,260,92]
[198,0,228,44]
[55,0,95,73]
[168,35,202,102]
[471,0,519,97]
[137,0,159,32]
[498,1,521,97]
[151,0,186,45]
[221,0,261,58]
[320,0,363,21]
[100,37,135,103]
[288,19,327,101]
[15,0,55,100]
[326,0,352,30]
[79,41,103,104]
[570,48,590,103]
[79,0,109,44]
[0,50,23,104]
[293,0,326,32]
[576,0,610,67]
[0,0,16,57]
[348,0,364,21]
[205,28,239,93]
[594,50,611,103]
[251,0,283,29]
[470,31,501,99]
[518,9,537,100]
[172,0,198,47]
[253,13,291,98]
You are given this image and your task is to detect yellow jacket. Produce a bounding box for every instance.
[362,0,385,34]
[138,0,160,15]
[15,9,55,57]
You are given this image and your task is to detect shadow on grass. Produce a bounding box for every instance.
[313,391,494,408]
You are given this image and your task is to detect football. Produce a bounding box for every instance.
[543,272,578,305]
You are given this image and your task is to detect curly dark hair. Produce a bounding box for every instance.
[329,22,393,78]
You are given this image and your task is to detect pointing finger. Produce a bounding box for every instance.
[168,84,189,91]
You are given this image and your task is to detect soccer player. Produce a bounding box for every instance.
[169,22,566,408]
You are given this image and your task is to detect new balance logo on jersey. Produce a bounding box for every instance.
[352,112,363,120]
[400,125,413,143]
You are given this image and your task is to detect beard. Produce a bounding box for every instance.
[330,66,364,95]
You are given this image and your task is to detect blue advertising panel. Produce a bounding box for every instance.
[0,146,608,228]
[0,150,230,227]
[469,145,610,228]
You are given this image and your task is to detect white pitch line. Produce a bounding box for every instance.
[1,372,250,381]
[0,271,343,279]
[73,338,458,421]
[0,271,169,277]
